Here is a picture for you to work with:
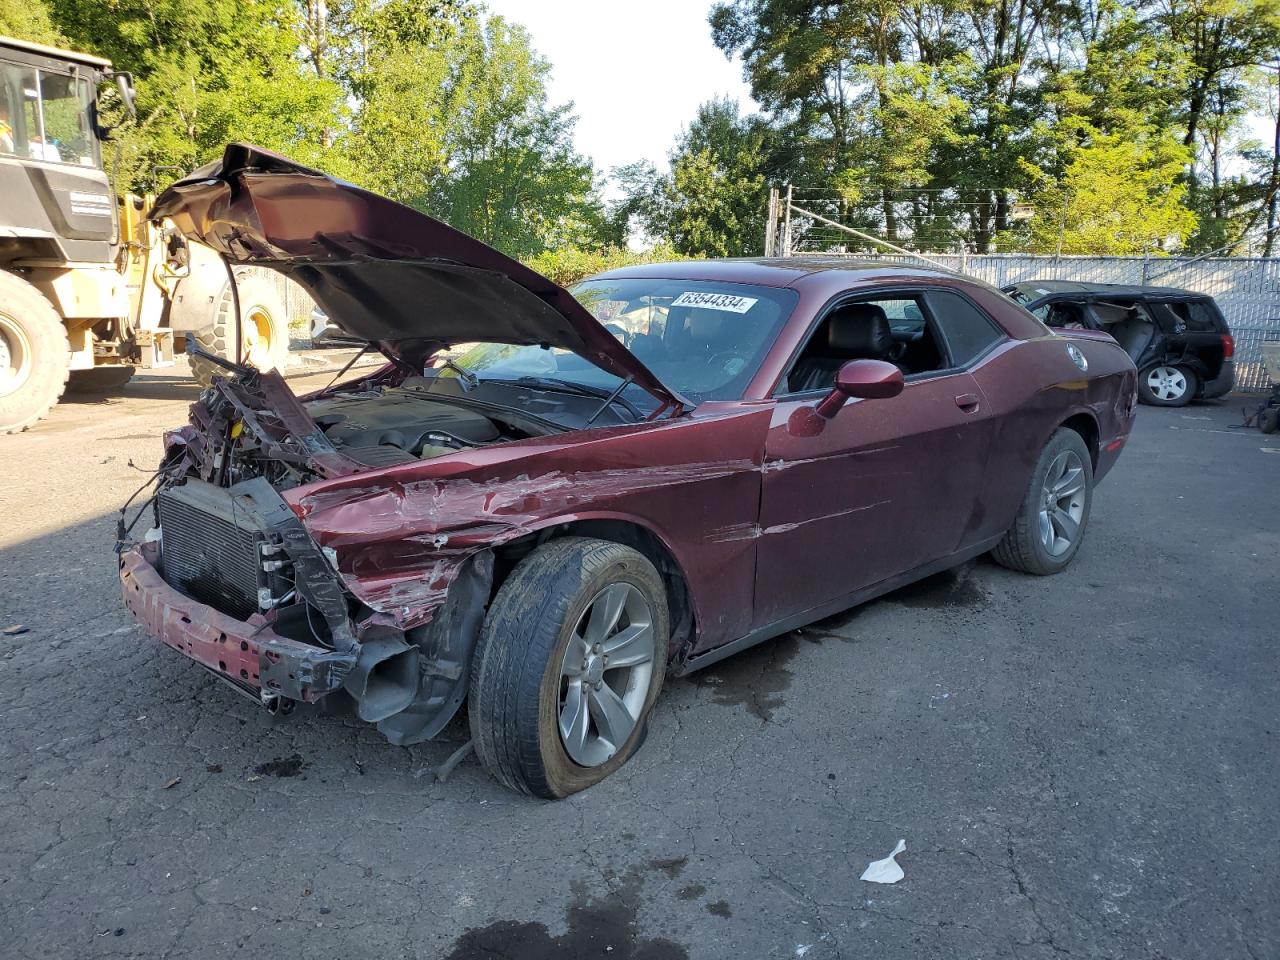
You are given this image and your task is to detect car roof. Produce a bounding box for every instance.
[593,256,960,289]
[1006,279,1206,301]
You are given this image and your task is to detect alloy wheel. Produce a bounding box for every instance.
[1146,366,1187,402]
[557,582,657,767]
[1038,450,1086,557]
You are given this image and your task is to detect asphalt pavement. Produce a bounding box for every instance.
[0,366,1275,960]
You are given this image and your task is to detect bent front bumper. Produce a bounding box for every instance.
[119,542,354,702]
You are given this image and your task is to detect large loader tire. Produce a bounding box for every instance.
[0,271,70,434]
[189,276,290,386]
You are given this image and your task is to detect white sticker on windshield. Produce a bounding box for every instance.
[671,291,759,313]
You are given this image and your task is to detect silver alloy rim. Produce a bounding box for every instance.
[1039,450,1086,557]
[0,312,32,399]
[557,582,656,767]
[1147,366,1187,401]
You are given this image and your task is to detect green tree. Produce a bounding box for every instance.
[705,0,1280,254]
[48,0,345,189]
[423,16,605,258]
[0,0,65,44]
[1017,119,1197,253]
[336,12,605,258]
[619,98,783,257]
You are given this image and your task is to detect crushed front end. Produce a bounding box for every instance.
[117,359,493,743]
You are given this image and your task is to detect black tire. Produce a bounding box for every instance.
[991,427,1094,576]
[1136,364,1197,407]
[469,537,669,798]
[0,271,70,434]
[67,365,135,393]
[1260,408,1279,434]
[189,276,289,385]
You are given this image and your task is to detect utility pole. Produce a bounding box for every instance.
[1055,191,1068,260]
[1267,61,1280,257]
[781,185,793,258]
[764,187,779,257]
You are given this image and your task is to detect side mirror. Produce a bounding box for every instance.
[113,72,137,120]
[814,359,903,418]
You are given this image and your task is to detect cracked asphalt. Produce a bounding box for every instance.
[1,366,1276,960]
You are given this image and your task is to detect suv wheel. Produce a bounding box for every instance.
[469,537,668,798]
[1138,364,1197,406]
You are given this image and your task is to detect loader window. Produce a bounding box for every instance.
[39,73,95,166]
[0,63,95,166]
[0,63,37,158]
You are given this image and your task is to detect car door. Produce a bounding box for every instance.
[751,288,1002,629]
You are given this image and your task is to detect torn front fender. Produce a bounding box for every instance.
[376,550,494,745]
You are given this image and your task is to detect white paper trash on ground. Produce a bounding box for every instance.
[860,839,907,884]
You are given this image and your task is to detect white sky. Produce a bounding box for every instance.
[482,0,757,180]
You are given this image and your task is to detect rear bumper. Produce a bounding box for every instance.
[119,542,353,702]
[1201,360,1234,399]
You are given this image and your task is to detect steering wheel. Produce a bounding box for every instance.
[707,350,748,376]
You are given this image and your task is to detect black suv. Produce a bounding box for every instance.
[1004,281,1235,406]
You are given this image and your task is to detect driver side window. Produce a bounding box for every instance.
[781,292,947,394]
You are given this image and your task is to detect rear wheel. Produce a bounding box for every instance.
[189,276,289,385]
[991,428,1094,576]
[0,271,70,434]
[469,537,668,798]
[1137,364,1197,406]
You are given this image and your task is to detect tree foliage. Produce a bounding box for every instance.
[8,0,1280,262]
[10,0,608,259]
[677,0,1280,255]
[615,98,784,257]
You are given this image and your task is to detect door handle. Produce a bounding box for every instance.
[955,393,980,412]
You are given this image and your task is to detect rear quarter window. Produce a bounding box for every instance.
[925,289,1006,366]
[1170,300,1224,332]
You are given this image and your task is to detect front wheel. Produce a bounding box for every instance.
[469,538,668,798]
[1138,364,1197,406]
[991,428,1094,576]
[0,271,70,434]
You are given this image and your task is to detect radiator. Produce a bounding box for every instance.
[157,480,270,620]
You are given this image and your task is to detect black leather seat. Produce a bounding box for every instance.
[789,303,896,392]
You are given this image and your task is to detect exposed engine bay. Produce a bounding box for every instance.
[309,388,503,466]
[163,361,554,491]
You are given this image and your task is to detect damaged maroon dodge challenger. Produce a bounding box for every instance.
[118,145,1138,797]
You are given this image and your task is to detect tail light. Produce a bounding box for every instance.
[1221,333,1235,359]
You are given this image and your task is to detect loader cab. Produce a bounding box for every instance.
[0,35,123,266]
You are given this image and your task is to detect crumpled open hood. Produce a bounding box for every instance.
[150,143,687,411]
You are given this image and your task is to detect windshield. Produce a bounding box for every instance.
[436,278,798,408]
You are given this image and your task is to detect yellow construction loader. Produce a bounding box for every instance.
[0,35,290,434]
